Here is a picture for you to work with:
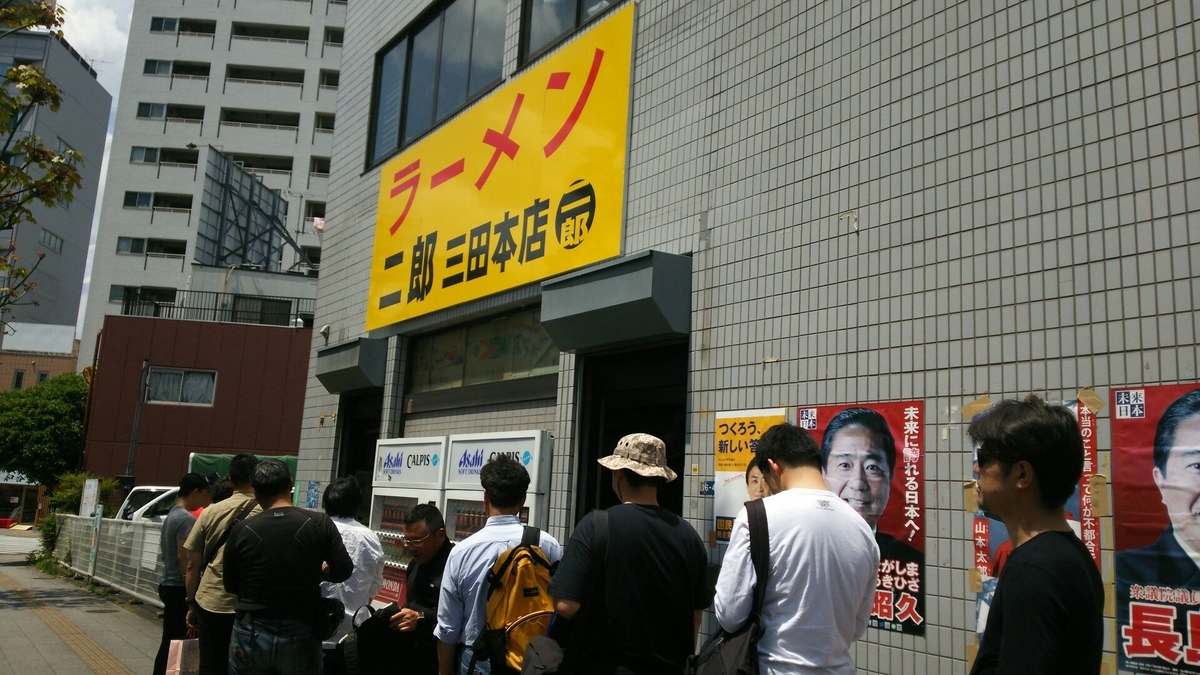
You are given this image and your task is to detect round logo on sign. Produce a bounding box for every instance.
[522,451,533,466]
[431,455,439,466]
[555,180,596,250]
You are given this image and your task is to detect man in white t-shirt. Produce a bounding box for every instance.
[714,422,879,675]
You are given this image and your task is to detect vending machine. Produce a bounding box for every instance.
[442,430,551,542]
[369,436,449,605]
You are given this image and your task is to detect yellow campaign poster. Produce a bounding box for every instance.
[367,4,635,331]
[714,409,786,542]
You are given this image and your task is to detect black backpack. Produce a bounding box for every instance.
[340,603,403,675]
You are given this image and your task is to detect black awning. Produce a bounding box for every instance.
[315,337,387,394]
[541,250,691,352]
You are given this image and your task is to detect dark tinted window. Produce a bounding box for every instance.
[469,0,506,94]
[434,0,473,120]
[526,0,575,59]
[372,40,406,162]
[403,19,440,144]
[369,0,508,165]
[523,0,616,62]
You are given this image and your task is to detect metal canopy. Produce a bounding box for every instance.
[540,250,692,352]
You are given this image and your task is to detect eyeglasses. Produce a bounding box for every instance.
[402,532,434,547]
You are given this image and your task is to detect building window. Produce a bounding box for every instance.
[12,370,23,389]
[368,0,506,166]
[36,371,48,384]
[231,295,293,326]
[522,0,614,62]
[408,308,559,393]
[143,59,172,76]
[136,103,166,119]
[147,368,216,405]
[116,237,146,254]
[38,228,62,253]
[150,17,178,33]
[130,146,159,164]
[123,191,153,208]
[108,285,129,302]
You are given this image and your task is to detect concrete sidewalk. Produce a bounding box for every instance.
[0,559,161,674]
[0,526,40,557]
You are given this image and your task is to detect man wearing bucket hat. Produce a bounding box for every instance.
[550,433,711,674]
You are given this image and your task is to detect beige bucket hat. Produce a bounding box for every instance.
[598,433,678,482]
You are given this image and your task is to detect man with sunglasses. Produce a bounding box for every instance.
[390,503,454,673]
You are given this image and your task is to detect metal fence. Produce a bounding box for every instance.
[54,515,166,609]
[122,289,315,327]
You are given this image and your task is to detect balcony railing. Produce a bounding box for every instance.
[121,289,315,327]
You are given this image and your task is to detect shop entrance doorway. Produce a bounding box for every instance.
[575,342,688,521]
[336,388,382,512]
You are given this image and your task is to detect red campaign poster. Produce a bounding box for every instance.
[1114,383,1200,674]
[971,400,1101,640]
[797,401,925,635]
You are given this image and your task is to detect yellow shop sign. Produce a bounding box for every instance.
[367,4,635,330]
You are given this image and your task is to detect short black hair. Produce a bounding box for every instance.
[480,455,530,508]
[210,477,233,503]
[968,396,1083,511]
[756,422,822,472]
[405,503,446,533]
[229,453,260,488]
[622,469,668,490]
[250,459,292,502]
[1154,389,1200,475]
[820,408,897,477]
[178,472,209,497]
[322,476,361,519]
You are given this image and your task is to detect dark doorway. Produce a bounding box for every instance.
[575,342,688,521]
[336,388,383,514]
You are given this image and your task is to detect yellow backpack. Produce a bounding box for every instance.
[468,526,556,674]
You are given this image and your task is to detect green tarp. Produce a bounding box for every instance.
[188,453,298,479]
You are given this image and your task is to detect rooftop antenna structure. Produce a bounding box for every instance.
[191,145,313,270]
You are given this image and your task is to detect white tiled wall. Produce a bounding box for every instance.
[304,0,1200,671]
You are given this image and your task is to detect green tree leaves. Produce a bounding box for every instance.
[0,373,87,487]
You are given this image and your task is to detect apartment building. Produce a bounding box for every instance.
[79,0,346,366]
[0,31,109,325]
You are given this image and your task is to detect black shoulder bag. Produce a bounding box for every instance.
[685,498,769,675]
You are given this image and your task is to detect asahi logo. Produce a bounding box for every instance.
[380,452,404,476]
[458,449,485,475]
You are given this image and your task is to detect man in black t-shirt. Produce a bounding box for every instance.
[550,433,712,675]
[223,460,353,675]
[967,397,1104,675]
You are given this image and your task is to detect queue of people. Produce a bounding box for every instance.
[151,394,1103,674]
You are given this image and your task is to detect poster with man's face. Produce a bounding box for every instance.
[1113,383,1200,674]
[971,400,1101,643]
[797,401,925,635]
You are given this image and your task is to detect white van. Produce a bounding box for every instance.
[116,486,178,522]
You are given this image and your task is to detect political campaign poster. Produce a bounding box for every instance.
[971,399,1100,642]
[1113,383,1200,674]
[713,409,786,543]
[797,401,925,635]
